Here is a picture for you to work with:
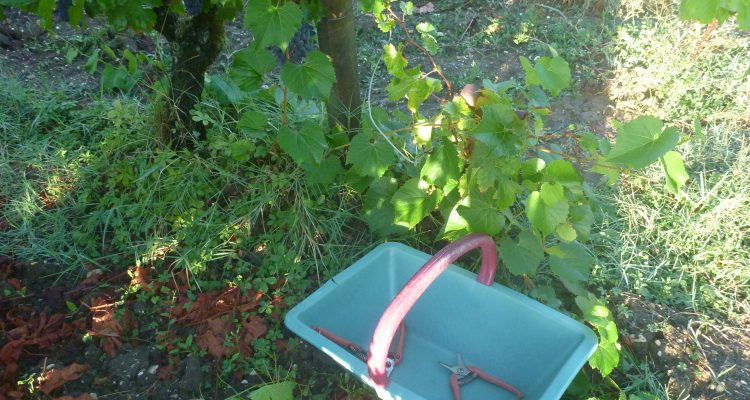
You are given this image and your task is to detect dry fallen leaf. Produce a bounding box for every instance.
[38,363,89,395]
[88,297,123,356]
[54,394,93,400]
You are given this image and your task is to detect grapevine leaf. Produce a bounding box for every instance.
[250,381,295,400]
[520,55,571,96]
[473,155,520,191]
[277,122,327,166]
[229,46,276,91]
[570,204,594,241]
[588,340,620,377]
[540,182,564,205]
[68,0,85,26]
[526,191,569,235]
[391,179,439,229]
[205,74,244,104]
[679,0,730,24]
[661,151,689,193]
[229,139,255,163]
[347,132,395,178]
[364,176,406,236]
[416,22,439,54]
[37,0,55,29]
[281,50,336,100]
[530,286,562,308]
[556,223,577,242]
[407,77,442,113]
[238,111,269,139]
[545,159,582,185]
[493,177,522,209]
[457,197,504,235]
[443,202,470,240]
[387,67,420,99]
[499,230,544,276]
[468,104,525,156]
[383,43,407,75]
[244,0,303,48]
[421,142,461,187]
[360,0,387,14]
[303,155,342,186]
[606,116,680,169]
[522,158,546,181]
[548,241,593,284]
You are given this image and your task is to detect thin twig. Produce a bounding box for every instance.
[388,8,453,98]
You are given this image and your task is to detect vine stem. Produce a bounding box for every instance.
[388,8,453,98]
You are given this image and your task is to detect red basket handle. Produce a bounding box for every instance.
[367,234,498,388]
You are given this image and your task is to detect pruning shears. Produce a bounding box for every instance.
[312,322,405,376]
[440,353,524,400]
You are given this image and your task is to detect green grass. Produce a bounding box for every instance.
[595,1,750,321]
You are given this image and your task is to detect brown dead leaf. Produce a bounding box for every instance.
[38,363,89,395]
[156,364,175,380]
[88,297,122,356]
[196,317,232,359]
[54,394,93,400]
[129,265,149,289]
[1,312,74,381]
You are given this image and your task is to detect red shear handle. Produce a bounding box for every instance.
[469,366,524,399]
[367,234,498,388]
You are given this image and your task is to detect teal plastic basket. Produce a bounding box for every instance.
[285,235,597,400]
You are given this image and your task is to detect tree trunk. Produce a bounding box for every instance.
[155,7,225,149]
[317,0,361,134]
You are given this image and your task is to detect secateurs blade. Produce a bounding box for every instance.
[312,322,405,376]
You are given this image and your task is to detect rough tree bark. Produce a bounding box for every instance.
[317,0,361,134]
[155,7,225,149]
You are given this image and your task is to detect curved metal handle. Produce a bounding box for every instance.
[367,234,498,388]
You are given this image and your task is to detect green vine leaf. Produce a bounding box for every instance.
[545,159,582,185]
[281,50,336,100]
[570,204,594,241]
[520,54,571,96]
[421,142,461,187]
[229,46,276,91]
[244,0,303,48]
[391,178,439,229]
[457,196,505,235]
[499,230,544,276]
[238,111,269,140]
[383,43,408,75]
[364,176,406,236]
[679,0,731,24]
[302,155,343,186]
[661,151,689,193]
[548,241,593,285]
[540,182,564,205]
[576,294,620,376]
[347,132,395,178]
[526,191,569,235]
[606,116,680,169]
[468,104,525,156]
[277,122,327,166]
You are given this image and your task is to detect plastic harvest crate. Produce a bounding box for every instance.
[285,234,597,400]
